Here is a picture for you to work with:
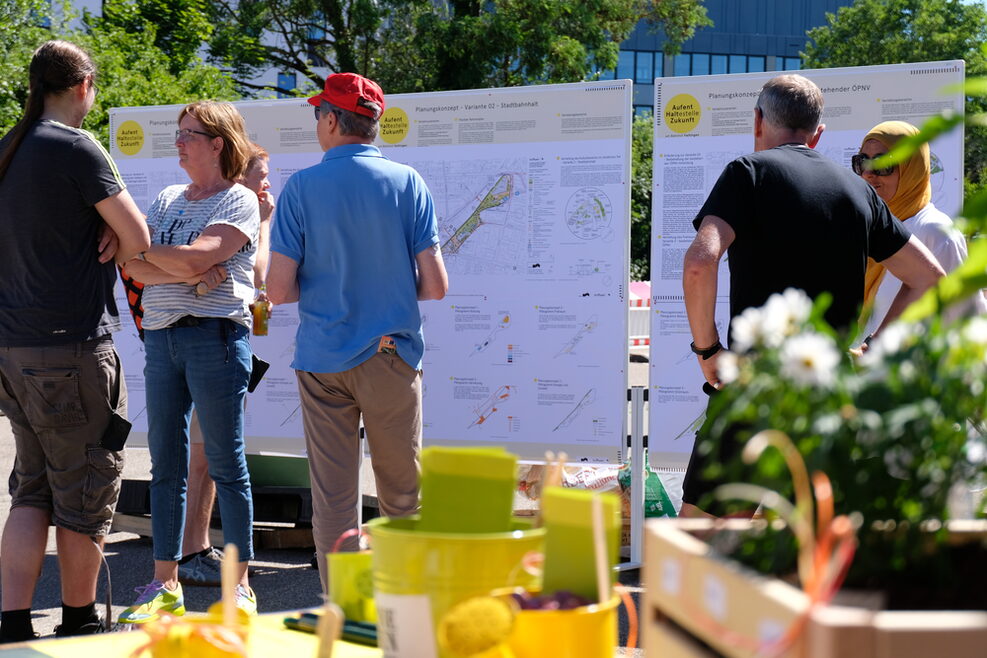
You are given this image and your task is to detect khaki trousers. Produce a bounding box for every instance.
[296,352,422,591]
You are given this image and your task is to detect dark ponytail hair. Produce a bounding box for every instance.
[0,40,96,183]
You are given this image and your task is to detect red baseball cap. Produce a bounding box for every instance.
[307,73,385,120]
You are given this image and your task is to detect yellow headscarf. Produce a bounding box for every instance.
[860,120,932,310]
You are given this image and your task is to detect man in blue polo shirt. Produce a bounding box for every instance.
[268,73,448,589]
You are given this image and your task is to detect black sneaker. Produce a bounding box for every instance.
[54,618,105,637]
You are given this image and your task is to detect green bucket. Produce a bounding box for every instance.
[367,515,544,658]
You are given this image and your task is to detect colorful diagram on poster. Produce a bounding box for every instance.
[564,188,611,240]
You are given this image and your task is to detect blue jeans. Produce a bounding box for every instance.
[144,319,253,562]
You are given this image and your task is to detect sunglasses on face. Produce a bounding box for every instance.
[175,129,215,142]
[851,153,897,177]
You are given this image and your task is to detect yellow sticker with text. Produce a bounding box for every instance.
[380,107,409,144]
[664,94,701,134]
[115,120,144,156]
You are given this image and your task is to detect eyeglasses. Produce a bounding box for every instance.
[851,153,897,177]
[89,78,99,98]
[175,129,216,142]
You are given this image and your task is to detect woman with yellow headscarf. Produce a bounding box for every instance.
[855,120,986,336]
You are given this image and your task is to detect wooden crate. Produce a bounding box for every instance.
[643,519,987,658]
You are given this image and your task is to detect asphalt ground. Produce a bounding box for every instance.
[0,358,649,651]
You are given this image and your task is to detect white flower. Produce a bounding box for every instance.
[963,317,987,345]
[717,351,740,385]
[779,332,841,388]
[762,288,813,341]
[730,306,765,353]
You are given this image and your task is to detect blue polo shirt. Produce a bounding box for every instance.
[271,143,439,373]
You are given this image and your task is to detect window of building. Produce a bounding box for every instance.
[635,52,654,84]
[654,52,664,77]
[711,55,728,75]
[617,50,635,80]
[783,57,802,71]
[729,55,747,73]
[748,56,765,73]
[277,72,297,99]
[691,53,710,76]
[674,53,691,76]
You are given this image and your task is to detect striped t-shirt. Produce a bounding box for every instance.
[141,184,259,330]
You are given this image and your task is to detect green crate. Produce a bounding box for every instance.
[245,454,311,488]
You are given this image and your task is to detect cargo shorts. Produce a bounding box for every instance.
[0,336,126,537]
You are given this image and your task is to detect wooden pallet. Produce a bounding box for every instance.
[111,512,317,549]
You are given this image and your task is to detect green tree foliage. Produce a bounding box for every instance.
[197,0,709,96]
[640,0,712,56]
[0,0,56,130]
[204,0,411,95]
[91,0,215,75]
[630,113,654,280]
[0,1,238,147]
[802,0,987,193]
[389,0,641,93]
[78,24,239,146]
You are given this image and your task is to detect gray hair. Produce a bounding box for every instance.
[320,100,379,140]
[756,74,824,134]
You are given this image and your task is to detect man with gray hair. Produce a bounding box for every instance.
[267,73,448,586]
[680,73,944,516]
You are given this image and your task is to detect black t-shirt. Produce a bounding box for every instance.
[0,120,125,347]
[694,144,911,342]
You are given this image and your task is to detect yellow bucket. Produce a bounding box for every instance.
[327,550,377,623]
[506,594,619,658]
[367,516,544,658]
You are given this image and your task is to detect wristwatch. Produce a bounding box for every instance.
[690,339,723,360]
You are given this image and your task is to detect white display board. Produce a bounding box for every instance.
[648,61,965,467]
[109,80,633,462]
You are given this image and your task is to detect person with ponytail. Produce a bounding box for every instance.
[0,40,149,641]
[855,121,986,340]
[115,101,260,625]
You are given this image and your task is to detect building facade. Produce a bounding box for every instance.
[604,0,856,115]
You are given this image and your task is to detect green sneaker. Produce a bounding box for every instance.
[117,580,186,624]
[234,584,258,616]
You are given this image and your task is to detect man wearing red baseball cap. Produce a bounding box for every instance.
[268,72,448,589]
[306,72,385,121]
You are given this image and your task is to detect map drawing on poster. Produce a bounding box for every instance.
[109,80,633,463]
[648,61,965,468]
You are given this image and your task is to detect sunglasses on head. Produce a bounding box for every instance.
[851,153,897,177]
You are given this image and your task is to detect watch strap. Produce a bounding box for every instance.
[690,339,723,360]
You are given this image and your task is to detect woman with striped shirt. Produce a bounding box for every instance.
[117,101,259,623]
